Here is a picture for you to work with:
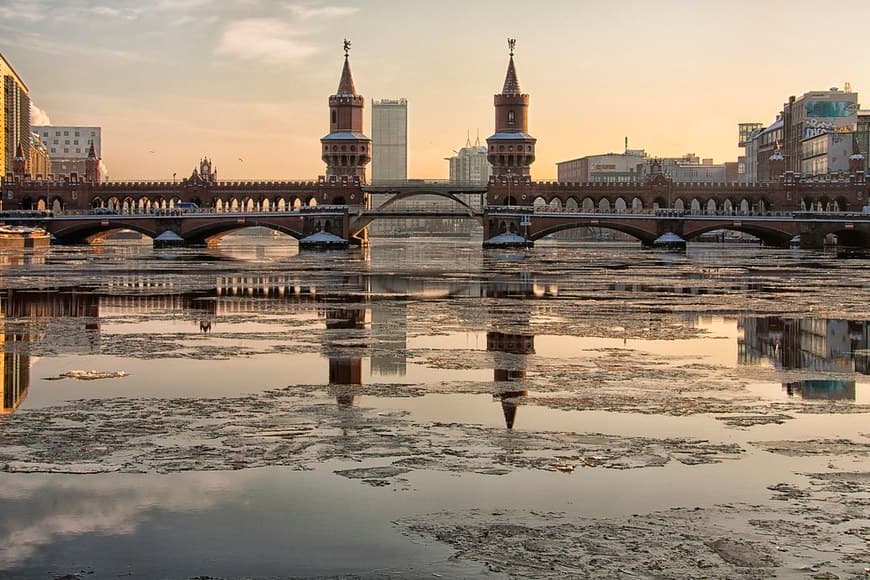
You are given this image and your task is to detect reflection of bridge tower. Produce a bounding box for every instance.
[487,331,534,429]
[321,40,371,184]
[486,39,536,179]
[324,299,366,407]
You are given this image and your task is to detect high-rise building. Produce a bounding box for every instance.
[321,42,371,183]
[371,98,407,184]
[1,52,30,177]
[783,88,859,175]
[33,125,101,176]
[447,132,490,185]
[487,39,536,178]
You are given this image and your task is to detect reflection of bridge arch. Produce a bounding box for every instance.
[373,190,478,213]
[530,220,656,245]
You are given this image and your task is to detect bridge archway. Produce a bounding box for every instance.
[530,221,656,245]
[372,190,478,214]
[186,222,305,245]
[682,223,793,247]
[51,221,158,244]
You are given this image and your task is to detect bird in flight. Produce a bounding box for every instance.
[238,157,244,162]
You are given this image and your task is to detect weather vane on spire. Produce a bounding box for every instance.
[343,38,351,57]
[508,38,516,56]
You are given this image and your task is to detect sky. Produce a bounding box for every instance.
[1,0,868,181]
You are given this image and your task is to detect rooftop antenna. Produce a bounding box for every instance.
[625,136,628,153]
[844,81,852,92]
[466,129,471,148]
[475,128,481,147]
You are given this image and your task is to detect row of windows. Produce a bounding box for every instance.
[323,144,366,152]
[41,130,97,138]
[489,145,533,152]
[49,147,83,154]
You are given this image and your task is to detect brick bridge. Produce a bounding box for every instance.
[2,170,868,249]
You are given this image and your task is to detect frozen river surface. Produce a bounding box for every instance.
[0,237,867,579]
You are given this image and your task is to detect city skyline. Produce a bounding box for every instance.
[2,0,868,180]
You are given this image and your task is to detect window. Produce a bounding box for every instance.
[331,110,336,124]
[53,139,58,144]
[55,131,60,136]
[65,140,69,145]
[90,131,95,137]
[73,140,78,145]
[50,148,56,153]
[74,131,80,137]
[64,148,69,153]
[507,110,515,124]
[42,132,48,138]
[76,148,81,153]
[64,131,68,136]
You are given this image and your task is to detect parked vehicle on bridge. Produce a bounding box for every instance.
[90,207,119,216]
[174,202,200,213]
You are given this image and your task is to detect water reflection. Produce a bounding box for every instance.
[487,331,533,429]
[325,302,366,408]
[739,316,868,400]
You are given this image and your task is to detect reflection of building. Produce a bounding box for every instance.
[1,52,30,177]
[487,331,534,429]
[370,301,407,377]
[0,327,29,414]
[33,125,101,177]
[371,98,408,184]
[739,316,867,400]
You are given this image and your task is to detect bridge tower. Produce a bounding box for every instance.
[486,38,536,178]
[321,40,371,184]
[85,142,101,184]
[11,143,26,180]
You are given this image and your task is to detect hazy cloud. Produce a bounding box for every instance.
[31,103,52,125]
[0,0,50,22]
[14,31,153,63]
[214,18,318,64]
[284,3,359,19]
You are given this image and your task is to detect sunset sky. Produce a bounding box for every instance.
[1,0,867,181]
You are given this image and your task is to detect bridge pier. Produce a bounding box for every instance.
[298,211,353,250]
[482,210,533,248]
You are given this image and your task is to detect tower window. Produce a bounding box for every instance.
[331,110,337,124]
[507,110,515,124]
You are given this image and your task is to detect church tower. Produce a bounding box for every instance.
[321,40,371,183]
[487,39,536,178]
[85,142,101,184]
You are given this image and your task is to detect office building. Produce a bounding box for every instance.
[557,148,730,184]
[33,125,101,176]
[447,133,491,185]
[743,87,860,180]
[371,98,407,183]
[1,52,30,177]
[28,131,50,178]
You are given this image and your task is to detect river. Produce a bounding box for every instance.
[0,236,867,578]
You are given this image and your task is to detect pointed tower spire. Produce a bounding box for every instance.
[475,129,481,147]
[337,38,357,96]
[87,142,97,159]
[466,130,472,148]
[12,142,26,178]
[501,39,521,95]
